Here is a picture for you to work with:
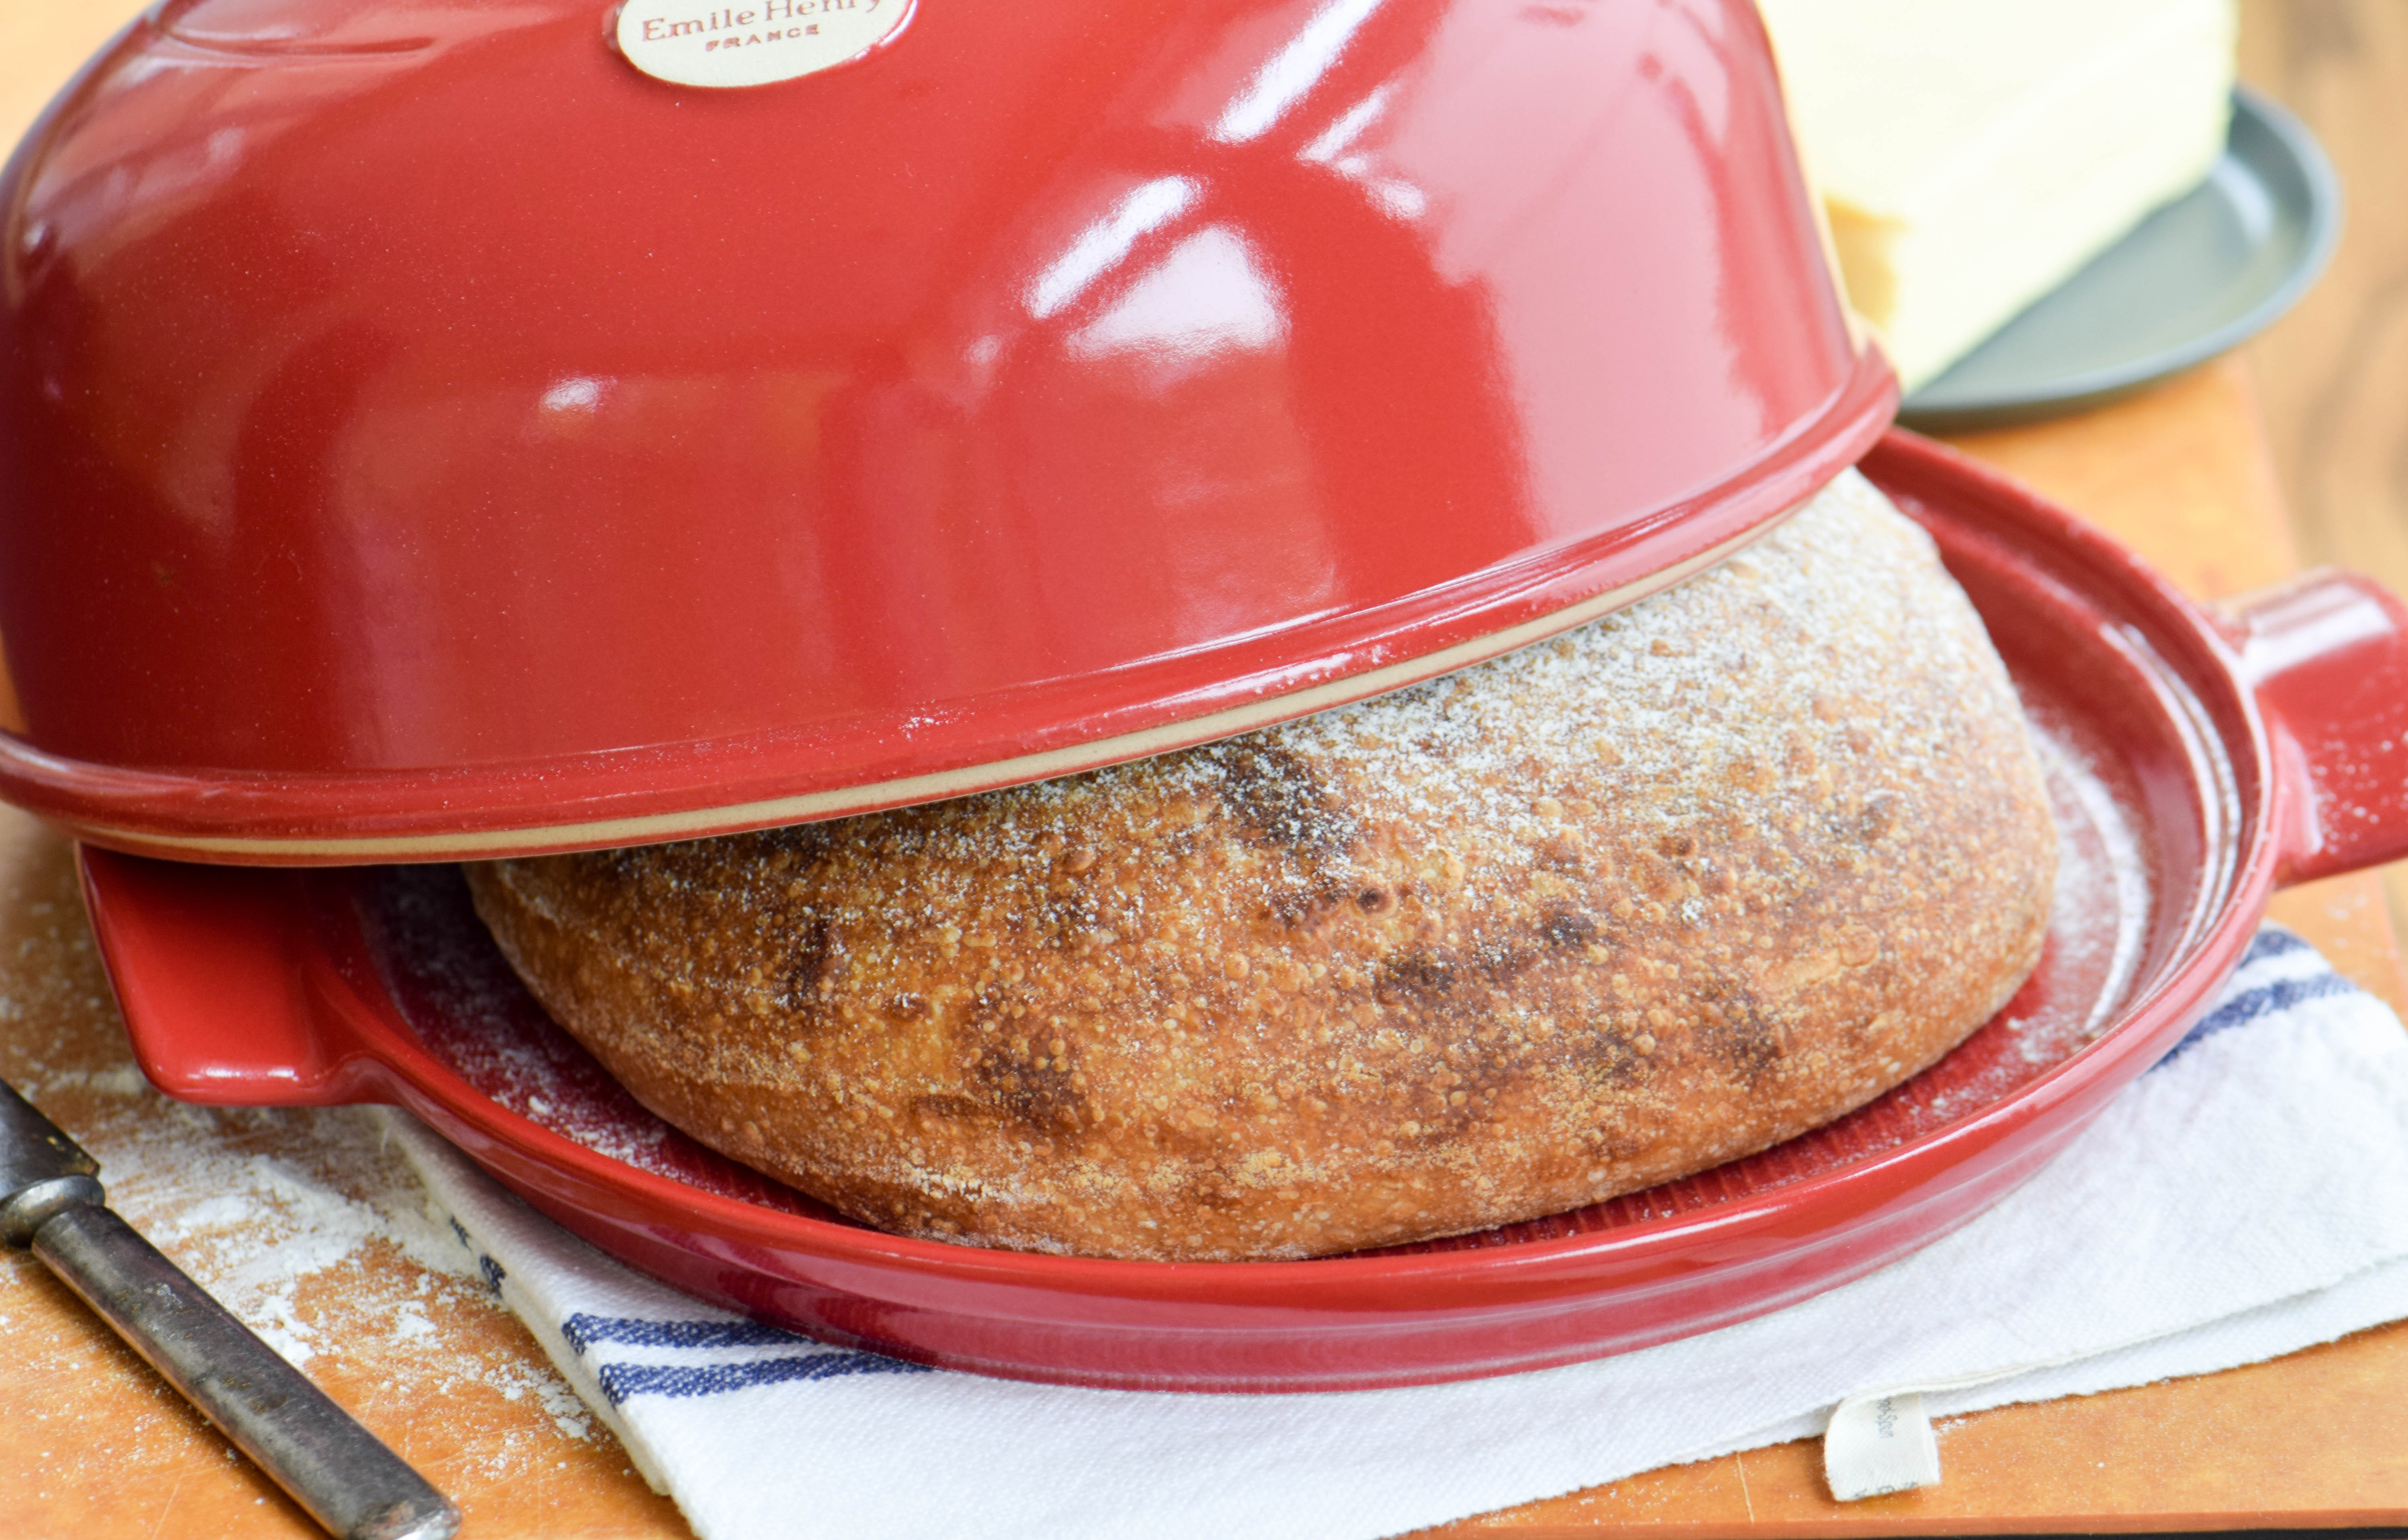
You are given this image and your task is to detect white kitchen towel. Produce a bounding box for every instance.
[387,927,2408,1540]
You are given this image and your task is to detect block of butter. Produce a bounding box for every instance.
[1758,0,2237,392]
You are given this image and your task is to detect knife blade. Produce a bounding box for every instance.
[1,1076,460,1540]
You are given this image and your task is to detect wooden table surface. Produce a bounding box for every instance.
[2241,0,2408,965]
[5,9,2408,1538]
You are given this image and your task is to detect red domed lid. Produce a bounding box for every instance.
[0,0,1889,863]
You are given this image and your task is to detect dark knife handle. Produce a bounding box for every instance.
[32,1202,460,1540]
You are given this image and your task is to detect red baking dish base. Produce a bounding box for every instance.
[78,431,2408,1392]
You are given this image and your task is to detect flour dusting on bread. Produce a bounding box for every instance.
[469,471,2057,1260]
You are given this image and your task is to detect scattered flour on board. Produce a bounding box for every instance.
[13,1063,601,1460]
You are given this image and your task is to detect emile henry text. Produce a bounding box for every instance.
[641,0,884,50]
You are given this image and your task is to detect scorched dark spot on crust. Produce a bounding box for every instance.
[1206,742,1359,858]
[1539,909,1599,948]
[971,1041,1086,1133]
[777,915,835,1012]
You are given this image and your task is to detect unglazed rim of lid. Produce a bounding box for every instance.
[0,0,1891,863]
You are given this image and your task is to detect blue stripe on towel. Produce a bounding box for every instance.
[563,1312,807,1356]
[2236,928,2312,967]
[2157,930,2352,1067]
[596,1351,933,1405]
[2161,973,2355,1062]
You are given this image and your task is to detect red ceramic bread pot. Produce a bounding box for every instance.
[0,0,1887,863]
[23,0,2408,1395]
[77,431,2408,1391]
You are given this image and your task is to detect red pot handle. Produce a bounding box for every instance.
[2223,569,2408,886]
[76,848,386,1106]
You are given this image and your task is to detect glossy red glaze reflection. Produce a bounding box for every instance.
[83,435,2408,1392]
[0,0,1883,861]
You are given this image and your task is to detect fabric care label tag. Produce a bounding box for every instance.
[1822,1390,1942,1501]
[615,0,913,89]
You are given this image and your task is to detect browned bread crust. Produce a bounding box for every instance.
[468,472,2056,1260]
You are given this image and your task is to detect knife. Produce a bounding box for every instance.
[0,1076,460,1540]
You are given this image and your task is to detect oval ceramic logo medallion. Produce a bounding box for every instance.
[615,0,913,88]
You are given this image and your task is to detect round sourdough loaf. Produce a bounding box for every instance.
[468,470,2056,1261]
